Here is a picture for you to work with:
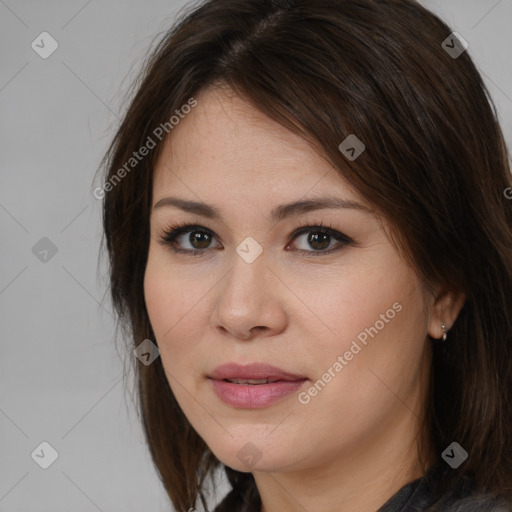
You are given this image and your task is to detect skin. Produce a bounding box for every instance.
[144,85,465,512]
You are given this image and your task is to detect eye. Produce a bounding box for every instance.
[158,220,353,257]
[158,222,220,257]
[287,221,353,257]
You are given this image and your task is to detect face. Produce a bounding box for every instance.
[144,86,435,475]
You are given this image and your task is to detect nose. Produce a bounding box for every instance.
[210,248,288,341]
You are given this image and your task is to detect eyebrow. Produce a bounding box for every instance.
[153,196,373,222]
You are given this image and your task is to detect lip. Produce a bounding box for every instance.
[208,363,308,408]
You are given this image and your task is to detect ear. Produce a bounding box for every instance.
[427,288,466,339]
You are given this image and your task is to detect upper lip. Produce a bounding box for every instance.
[209,363,307,381]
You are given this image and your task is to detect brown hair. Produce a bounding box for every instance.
[97,0,512,510]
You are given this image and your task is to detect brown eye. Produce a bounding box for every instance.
[187,230,211,249]
[289,225,353,256]
[160,224,221,256]
[305,231,331,251]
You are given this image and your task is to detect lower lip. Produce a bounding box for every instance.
[210,378,307,408]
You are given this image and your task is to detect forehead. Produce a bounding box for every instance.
[152,86,368,211]
[157,88,320,169]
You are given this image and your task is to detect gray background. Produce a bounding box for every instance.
[1,1,511,511]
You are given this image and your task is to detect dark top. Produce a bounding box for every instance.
[377,462,511,512]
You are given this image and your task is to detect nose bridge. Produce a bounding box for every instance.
[223,242,268,306]
[212,241,281,336]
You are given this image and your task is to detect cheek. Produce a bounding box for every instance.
[144,262,174,336]
[144,250,198,335]
[143,263,204,410]
[144,259,187,356]
[299,264,405,351]
[143,257,209,373]
[291,276,428,455]
[302,261,427,396]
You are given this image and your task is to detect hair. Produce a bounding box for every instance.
[97,0,512,510]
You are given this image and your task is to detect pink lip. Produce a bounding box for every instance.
[208,363,308,408]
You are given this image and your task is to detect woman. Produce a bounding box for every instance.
[97,0,512,510]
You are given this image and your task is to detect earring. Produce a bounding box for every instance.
[441,322,448,342]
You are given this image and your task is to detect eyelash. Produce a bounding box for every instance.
[157,220,354,258]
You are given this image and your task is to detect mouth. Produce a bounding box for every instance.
[208,363,308,408]
[209,362,307,382]
[222,378,281,385]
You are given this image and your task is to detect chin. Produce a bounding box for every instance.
[205,434,302,474]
